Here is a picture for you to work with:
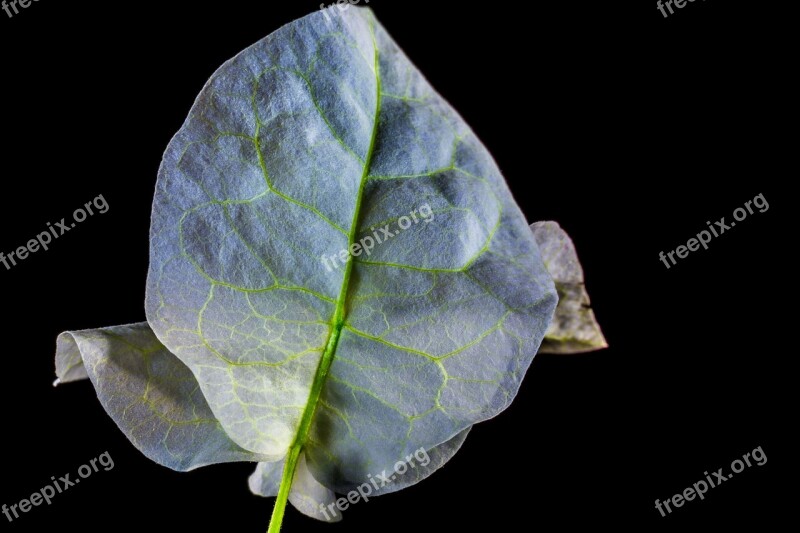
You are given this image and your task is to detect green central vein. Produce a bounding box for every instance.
[267,17,382,533]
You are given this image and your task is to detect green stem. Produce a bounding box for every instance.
[267,445,300,533]
[265,14,382,533]
[267,322,343,533]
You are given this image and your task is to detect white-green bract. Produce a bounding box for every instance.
[54,8,605,532]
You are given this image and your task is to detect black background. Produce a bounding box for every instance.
[0,1,789,531]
